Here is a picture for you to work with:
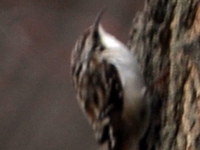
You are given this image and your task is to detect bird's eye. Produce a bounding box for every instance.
[93,30,99,40]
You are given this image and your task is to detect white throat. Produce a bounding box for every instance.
[99,26,127,50]
[99,25,145,107]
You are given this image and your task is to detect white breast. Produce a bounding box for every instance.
[99,25,146,110]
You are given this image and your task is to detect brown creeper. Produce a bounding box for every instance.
[71,10,149,150]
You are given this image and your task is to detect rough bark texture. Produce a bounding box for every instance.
[128,0,200,150]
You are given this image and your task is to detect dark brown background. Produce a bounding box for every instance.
[0,1,144,150]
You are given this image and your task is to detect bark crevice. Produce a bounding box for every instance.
[129,0,200,149]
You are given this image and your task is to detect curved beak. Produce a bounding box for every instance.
[93,7,107,30]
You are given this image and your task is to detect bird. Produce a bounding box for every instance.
[70,9,150,150]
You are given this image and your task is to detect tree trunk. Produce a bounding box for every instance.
[128,0,200,150]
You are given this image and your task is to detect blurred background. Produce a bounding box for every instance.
[0,1,144,150]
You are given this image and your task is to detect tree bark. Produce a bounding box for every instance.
[128,0,200,150]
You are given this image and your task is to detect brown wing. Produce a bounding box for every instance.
[72,57,123,150]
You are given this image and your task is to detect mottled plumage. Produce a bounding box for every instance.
[71,10,149,150]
